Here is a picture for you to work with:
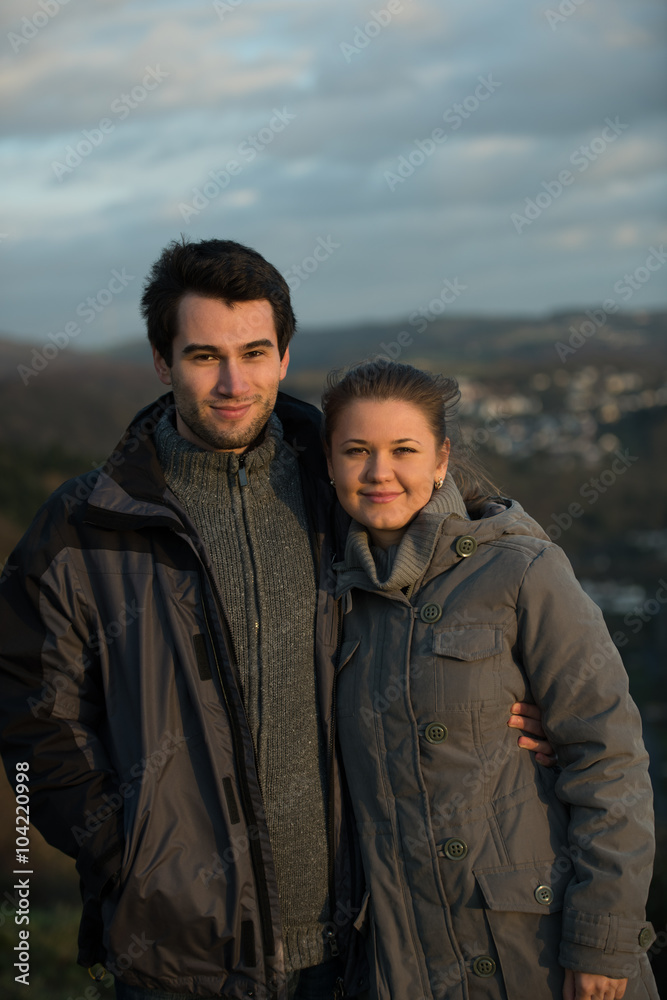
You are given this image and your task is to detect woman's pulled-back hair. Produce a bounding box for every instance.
[321,359,500,512]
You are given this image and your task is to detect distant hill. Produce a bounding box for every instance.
[282,308,665,376]
[0,309,664,456]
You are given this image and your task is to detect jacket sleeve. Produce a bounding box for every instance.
[0,500,124,900]
[516,543,655,979]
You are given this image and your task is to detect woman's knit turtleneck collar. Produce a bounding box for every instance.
[154,409,282,499]
[335,473,469,595]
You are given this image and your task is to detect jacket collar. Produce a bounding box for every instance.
[333,493,550,599]
[334,475,469,597]
[82,390,329,529]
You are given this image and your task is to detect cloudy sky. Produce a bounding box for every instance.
[1,0,666,349]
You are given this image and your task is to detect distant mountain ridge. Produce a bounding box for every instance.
[88,308,665,371]
[0,308,664,457]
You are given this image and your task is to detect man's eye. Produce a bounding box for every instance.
[245,351,265,358]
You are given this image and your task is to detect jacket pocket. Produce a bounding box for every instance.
[473,861,566,994]
[475,861,566,915]
[433,626,503,707]
[336,637,361,718]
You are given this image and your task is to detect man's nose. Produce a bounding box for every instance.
[215,362,250,397]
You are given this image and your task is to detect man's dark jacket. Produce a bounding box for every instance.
[0,392,366,999]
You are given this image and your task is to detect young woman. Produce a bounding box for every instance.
[322,361,657,1000]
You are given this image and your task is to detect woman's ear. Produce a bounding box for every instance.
[437,437,451,480]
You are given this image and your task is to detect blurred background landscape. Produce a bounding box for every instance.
[0,308,666,995]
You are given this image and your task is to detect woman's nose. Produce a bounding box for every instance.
[365,454,392,481]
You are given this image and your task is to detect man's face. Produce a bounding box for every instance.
[153,294,289,453]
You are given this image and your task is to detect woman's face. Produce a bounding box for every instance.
[327,398,450,548]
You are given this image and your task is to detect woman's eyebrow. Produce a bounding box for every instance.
[339,437,421,445]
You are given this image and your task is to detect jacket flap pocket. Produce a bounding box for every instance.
[433,627,502,661]
[338,638,361,671]
[475,862,567,914]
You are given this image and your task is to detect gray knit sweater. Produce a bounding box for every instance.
[154,411,330,973]
[339,473,470,593]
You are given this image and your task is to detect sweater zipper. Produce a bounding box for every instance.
[324,598,344,958]
[238,455,248,487]
[200,575,276,959]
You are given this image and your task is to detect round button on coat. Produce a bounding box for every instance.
[534,884,554,905]
[420,602,442,623]
[472,956,496,977]
[639,926,653,948]
[424,722,448,744]
[455,535,478,558]
[443,837,468,860]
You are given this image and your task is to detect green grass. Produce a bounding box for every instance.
[0,906,115,1000]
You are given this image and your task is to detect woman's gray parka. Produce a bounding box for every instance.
[334,488,658,1000]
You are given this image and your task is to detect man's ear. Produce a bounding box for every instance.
[279,345,290,381]
[152,346,172,386]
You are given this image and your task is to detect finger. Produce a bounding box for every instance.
[517,735,557,758]
[535,751,558,767]
[562,968,575,1000]
[511,701,540,719]
[508,714,546,737]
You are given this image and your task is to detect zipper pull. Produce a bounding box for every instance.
[238,458,248,487]
[324,927,340,956]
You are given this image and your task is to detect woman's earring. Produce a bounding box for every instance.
[434,478,444,490]
[330,478,336,487]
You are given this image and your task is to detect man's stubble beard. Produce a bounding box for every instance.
[171,381,277,452]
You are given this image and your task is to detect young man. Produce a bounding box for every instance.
[0,239,552,1000]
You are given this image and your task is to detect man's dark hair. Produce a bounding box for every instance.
[140,237,296,364]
